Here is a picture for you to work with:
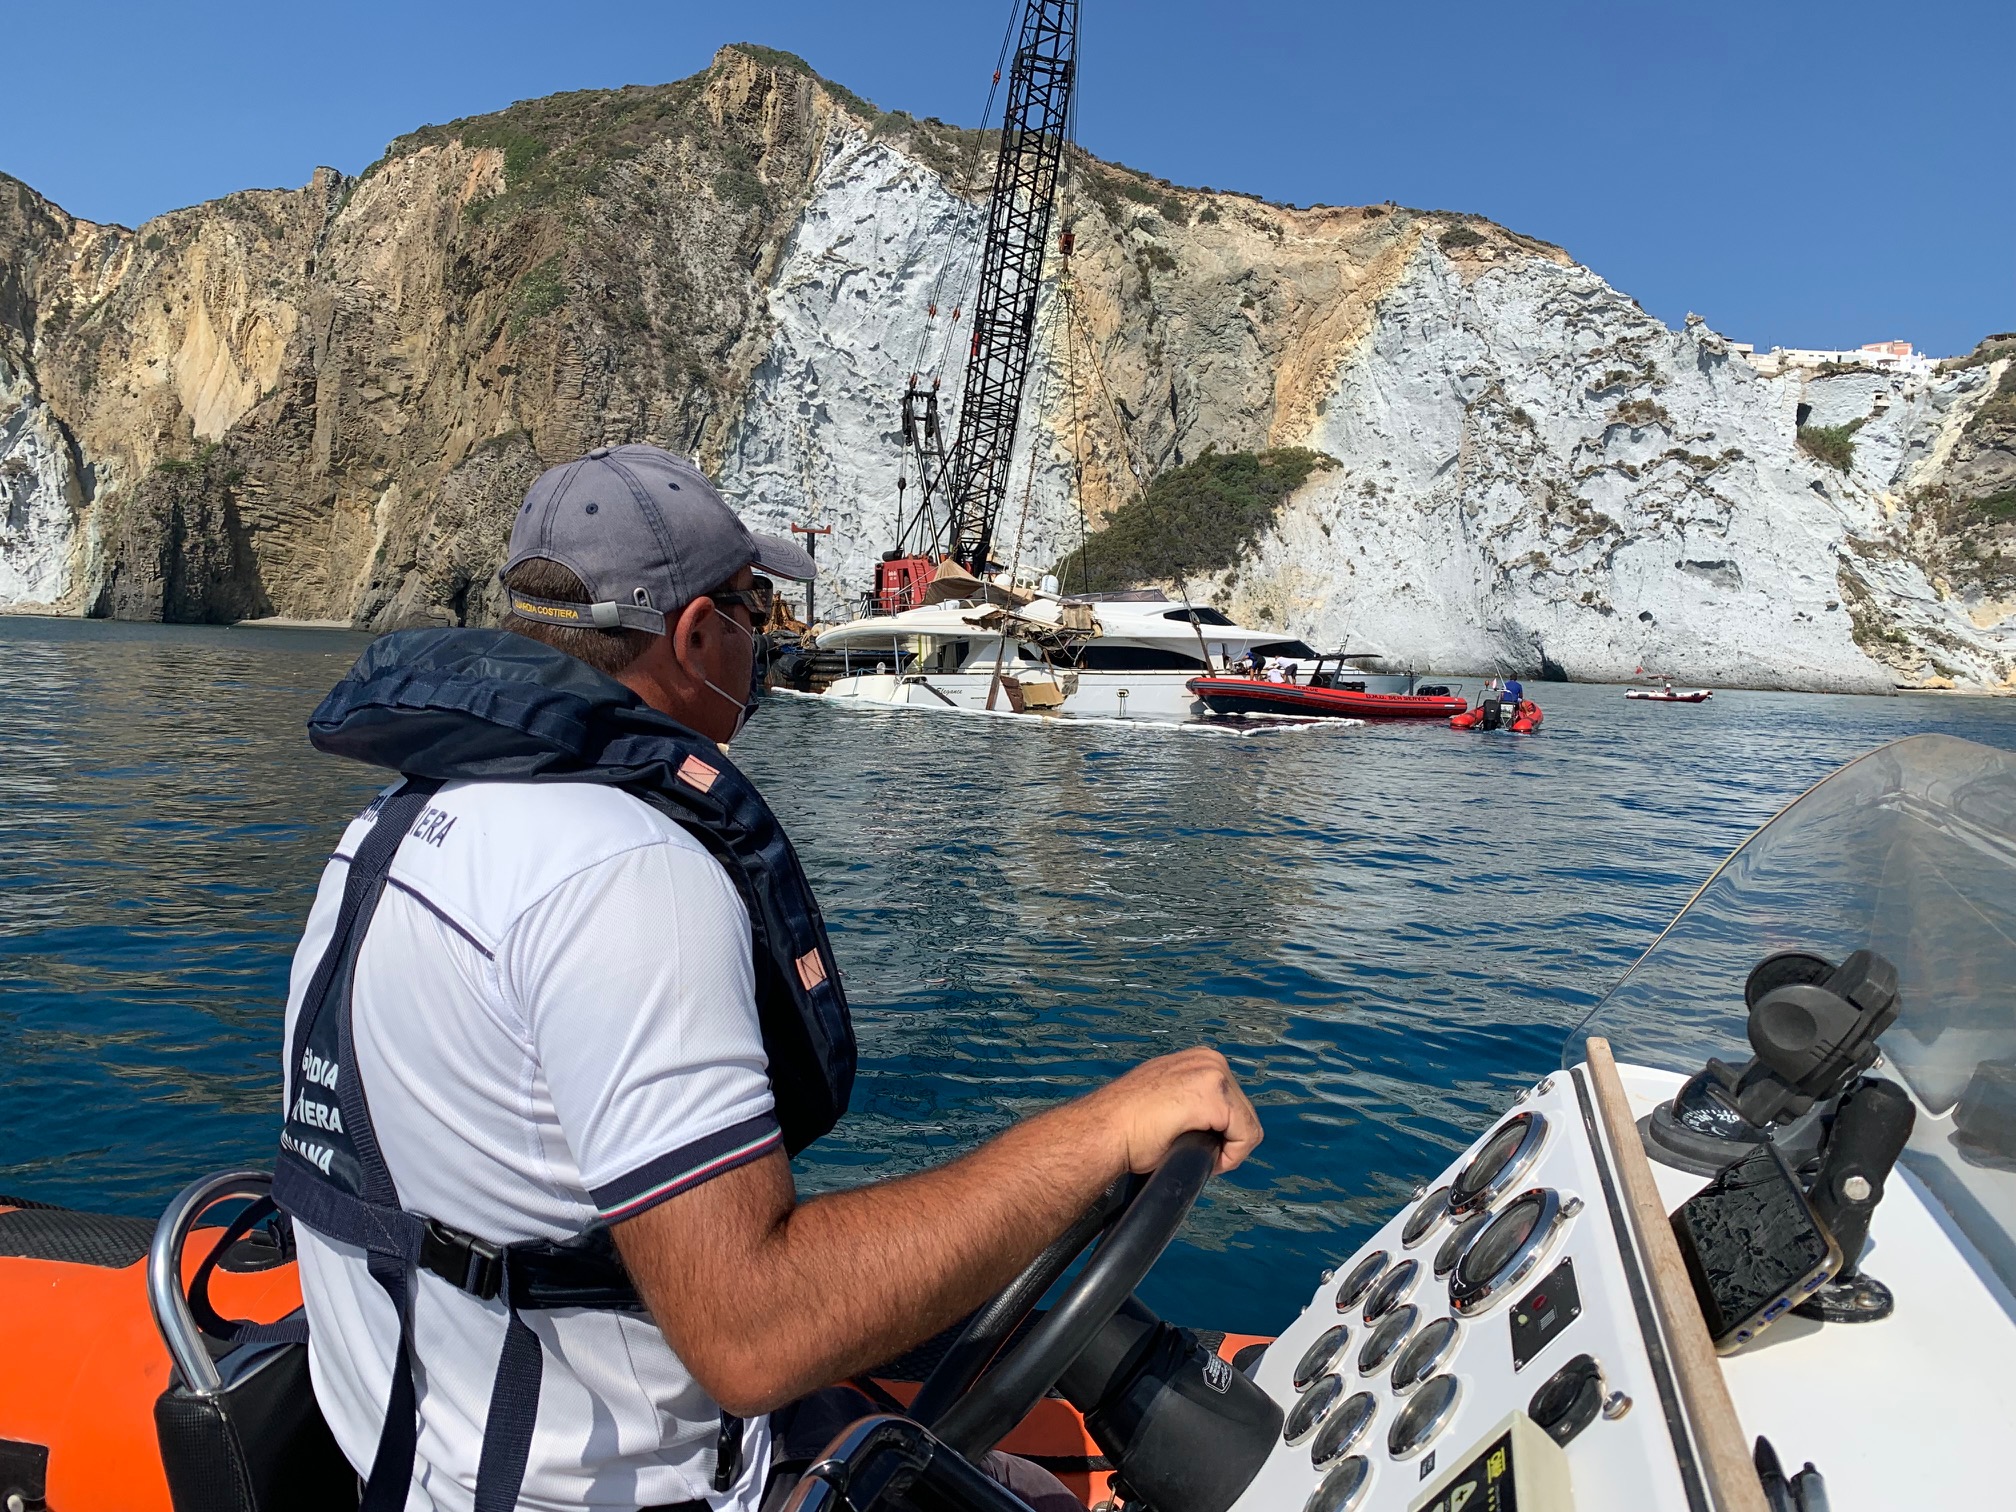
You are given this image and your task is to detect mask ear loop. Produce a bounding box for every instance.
[700,604,761,741]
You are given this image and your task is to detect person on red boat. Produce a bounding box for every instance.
[1504,676,1524,703]
[279,445,1264,1512]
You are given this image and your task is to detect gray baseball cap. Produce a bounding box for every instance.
[502,444,815,635]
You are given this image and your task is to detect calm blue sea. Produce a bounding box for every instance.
[4,615,2013,1335]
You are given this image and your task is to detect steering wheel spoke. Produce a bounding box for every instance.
[928,1131,1221,1459]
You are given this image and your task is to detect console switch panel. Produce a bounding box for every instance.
[1510,1256,1583,1371]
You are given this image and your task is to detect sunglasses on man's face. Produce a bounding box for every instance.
[710,576,774,622]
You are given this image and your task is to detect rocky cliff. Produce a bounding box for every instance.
[1,44,2009,690]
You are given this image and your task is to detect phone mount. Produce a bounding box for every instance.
[1641,949,1900,1176]
[1792,1074,1916,1324]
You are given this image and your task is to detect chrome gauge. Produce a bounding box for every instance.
[1304,1454,1372,1512]
[1361,1257,1420,1323]
[1285,1373,1345,1446]
[1356,1304,1418,1375]
[1311,1391,1377,1468]
[1294,1325,1351,1390]
[1401,1185,1450,1248]
[1388,1372,1462,1459]
[1449,1188,1577,1317]
[1333,1250,1389,1313]
[1389,1315,1460,1394]
[1449,1111,1548,1213]
[1432,1208,1488,1279]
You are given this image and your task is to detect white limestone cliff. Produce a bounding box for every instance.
[727,166,2009,691]
[0,358,85,609]
[2,47,2006,690]
[1192,246,1992,692]
[718,128,1086,621]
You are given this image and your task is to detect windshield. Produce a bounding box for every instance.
[1569,734,2016,1293]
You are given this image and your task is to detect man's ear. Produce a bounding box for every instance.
[669,595,717,677]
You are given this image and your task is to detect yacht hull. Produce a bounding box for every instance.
[823,670,1207,720]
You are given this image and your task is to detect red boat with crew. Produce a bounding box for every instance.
[1187,652,1467,720]
[1449,677,1544,733]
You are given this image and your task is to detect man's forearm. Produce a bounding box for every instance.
[772,1094,1130,1392]
[616,1046,1262,1417]
[619,1091,1127,1414]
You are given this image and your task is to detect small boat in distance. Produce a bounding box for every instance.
[1626,683,1713,704]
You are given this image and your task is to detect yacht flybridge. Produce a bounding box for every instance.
[2,735,2008,1512]
[812,586,1323,720]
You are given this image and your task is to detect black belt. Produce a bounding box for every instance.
[416,1216,647,1311]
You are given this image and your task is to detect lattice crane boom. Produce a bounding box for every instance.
[901,0,1078,575]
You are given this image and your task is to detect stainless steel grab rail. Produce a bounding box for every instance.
[146,1168,273,1399]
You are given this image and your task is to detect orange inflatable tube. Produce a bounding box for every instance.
[0,1196,1272,1512]
[1449,698,1544,733]
[0,1202,301,1512]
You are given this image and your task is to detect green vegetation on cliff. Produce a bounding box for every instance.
[1054,448,1337,592]
[1937,333,2016,375]
[367,43,879,225]
[375,78,710,222]
[1798,420,1863,473]
[1968,362,2016,435]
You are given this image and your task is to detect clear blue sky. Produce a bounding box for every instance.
[6,0,2008,356]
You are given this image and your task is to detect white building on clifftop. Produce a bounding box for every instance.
[1744,340,1939,378]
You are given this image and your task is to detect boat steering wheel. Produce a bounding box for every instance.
[907,1130,1221,1459]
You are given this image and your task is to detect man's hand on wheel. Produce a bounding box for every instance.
[614,1043,1262,1415]
[1083,1046,1263,1176]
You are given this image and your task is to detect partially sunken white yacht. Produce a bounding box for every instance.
[810,581,1325,720]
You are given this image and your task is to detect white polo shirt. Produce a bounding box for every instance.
[282,779,780,1511]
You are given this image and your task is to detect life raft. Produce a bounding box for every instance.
[1449,697,1544,733]
[0,1182,1270,1512]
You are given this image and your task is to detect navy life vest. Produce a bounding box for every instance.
[270,627,854,1512]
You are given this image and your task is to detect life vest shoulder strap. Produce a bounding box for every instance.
[273,778,659,1512]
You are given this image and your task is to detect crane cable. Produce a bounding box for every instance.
[1062,270,1091,596]
[904,1,1023,389]
[983,292,1067,711]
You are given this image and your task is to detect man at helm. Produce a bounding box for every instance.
[281,444,1262,1511]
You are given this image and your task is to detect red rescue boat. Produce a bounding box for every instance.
[1450,695,1544,733]
[1186,676,1467,721]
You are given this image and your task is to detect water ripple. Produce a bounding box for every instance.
[4,618,2015,1333]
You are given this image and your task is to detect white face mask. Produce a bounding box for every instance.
[701,605,763,742]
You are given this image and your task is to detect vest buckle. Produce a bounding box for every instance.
[420,1217,505,1300]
